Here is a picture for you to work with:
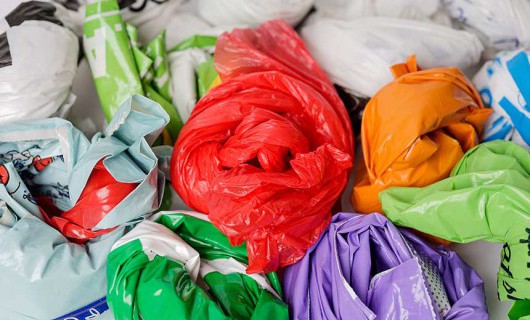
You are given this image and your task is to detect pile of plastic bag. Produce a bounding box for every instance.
[381,140,530,306]
[3,0,530,319]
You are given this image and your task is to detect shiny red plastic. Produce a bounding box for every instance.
[171,20,354,274]
[39,160,138,243]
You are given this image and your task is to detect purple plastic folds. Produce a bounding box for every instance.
[283,213,488,320]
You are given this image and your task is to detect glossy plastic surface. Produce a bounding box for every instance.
[353,56,491,214]
[283,213,488,319]
[171,20,353,273]
[381,140,530,308]
[107,211,287,320]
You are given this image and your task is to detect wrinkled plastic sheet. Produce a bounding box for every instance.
[0,94,167,319]
[283,212,488,319]
[0,1,78,124]
[301,17,483,97]
[172,20,353,273]
[353,56,491,215]
[196,0,313,27]
[84,0,182,142]
[107,211,288,320]
[442,0,530,55]
[313,0,449,23]
[381,140,530,308]
[474,50,530,150]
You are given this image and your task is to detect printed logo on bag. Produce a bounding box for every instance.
[54,297,109,320]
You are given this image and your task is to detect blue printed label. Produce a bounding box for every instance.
[54,297,109,320]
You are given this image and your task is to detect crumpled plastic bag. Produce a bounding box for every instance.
[474,50,530,150]
[164,12,242,123]
[283,212,488,320]
[353,56,491,215]
[117,0,187,44]
[0,94,167,319]
[442,0,530,56]
[0,1,79,124]
[168,32,220,123]
[171,20,354,273]
[196,0,314,27]
[70,0,189,44]
[107,211,288,320]
[301,17,484,98]
[83,0,182,143]
[380,140,530,308]
[313,0,450,24]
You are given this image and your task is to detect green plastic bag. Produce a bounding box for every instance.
[510,300,530,320]
[83,0,182,142]
[107,211,288,320]
[380,141,530,308]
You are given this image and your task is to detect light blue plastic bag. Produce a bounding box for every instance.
[0,94,168,319]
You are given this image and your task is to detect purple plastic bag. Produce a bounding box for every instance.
[283,213,488,320]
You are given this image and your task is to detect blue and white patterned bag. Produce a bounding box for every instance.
[474,50,530,150]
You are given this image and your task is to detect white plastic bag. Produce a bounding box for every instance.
[165,13,232,123]
[443,0,530,56]
[169,49,210,122]
[313,0,449,24]
[196,0,314,27]
[301,17,483,97]
[119,0,188,44]
[0,20,78,124]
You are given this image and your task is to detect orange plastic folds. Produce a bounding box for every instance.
[171,20,353,273]
[353,56,491,214]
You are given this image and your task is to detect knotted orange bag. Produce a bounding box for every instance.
[353,56,491,215]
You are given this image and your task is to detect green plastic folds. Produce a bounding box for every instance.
[380,141,530,308]
[509,300,530,320]
[83,0,182,142]
[107,212,288,320]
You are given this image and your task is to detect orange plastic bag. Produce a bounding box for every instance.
[171,20,353,274]
[353,56,491,215]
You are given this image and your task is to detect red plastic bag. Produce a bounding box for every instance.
[214,20,353,150]
[171,20,353,273]
[39,160,138,244]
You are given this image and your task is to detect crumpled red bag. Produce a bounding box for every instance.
[171,20,353,273]
[38,160,138,244]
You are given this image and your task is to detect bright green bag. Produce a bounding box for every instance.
[83,0,182,142]
[107,211,288,320]
[380,140,530,309]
